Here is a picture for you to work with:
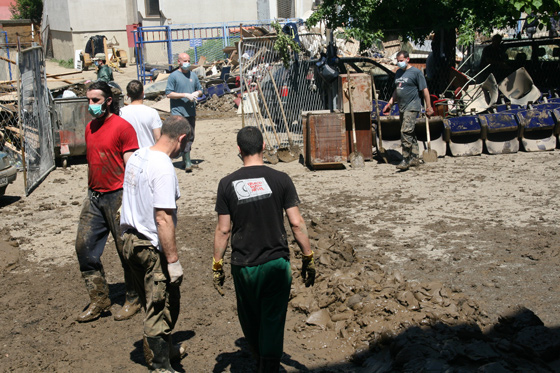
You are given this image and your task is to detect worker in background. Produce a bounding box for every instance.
[212,126,316,372]
[121,115,191,371]
[120,80,162,148]
[93,53,114,83]
[383,50,433,171]
[165,53,203,173]
[480,34,508,82]
[74,81,140,323]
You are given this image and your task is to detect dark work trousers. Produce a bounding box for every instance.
[75,189,132,288]
[185,116,196,153]
[231,257,292,359]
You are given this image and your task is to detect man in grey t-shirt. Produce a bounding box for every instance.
[383,50,434,170]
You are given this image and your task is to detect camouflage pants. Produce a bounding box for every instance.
[123,232,180,338]
[400,111,419,160]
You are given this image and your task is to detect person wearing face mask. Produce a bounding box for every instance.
[383,50,433,171]
[120,115,192,371]
[93,53,114,83]
[165,53,203,173]
[74,81,140,323]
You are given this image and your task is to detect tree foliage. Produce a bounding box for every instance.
[306,0,560,46]
[10,0,43,24]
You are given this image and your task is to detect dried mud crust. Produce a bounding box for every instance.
[0,214,559,372]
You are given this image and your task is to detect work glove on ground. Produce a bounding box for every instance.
[184,93,197,102]
[212,258,225,296]
[168,260,183,285]
[301,251,316,287]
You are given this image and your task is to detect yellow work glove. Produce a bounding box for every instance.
[301,251,316,287]
[212,258,225,296]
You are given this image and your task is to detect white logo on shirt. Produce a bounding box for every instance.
[233,178,272,204]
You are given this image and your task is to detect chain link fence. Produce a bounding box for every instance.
[18,46,55,195]
[0,31,21,183]
[239,35,328,150]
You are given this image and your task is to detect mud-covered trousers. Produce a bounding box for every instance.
[231,257,292,359]
[75,189,132,284]
[399,111,420,160]
[123,231,180,338]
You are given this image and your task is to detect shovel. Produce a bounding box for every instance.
[256,79,294,163]
[267,69,301,162]
[422,99,438,162]
[345,70,365,169]
[243,79,279,164]
[371,75,388,163]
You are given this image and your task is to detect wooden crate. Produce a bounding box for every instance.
[303,111,347,170]
[345,112,373,161]
[337,73,373,113]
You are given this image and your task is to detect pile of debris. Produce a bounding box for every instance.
[286,217,560,371]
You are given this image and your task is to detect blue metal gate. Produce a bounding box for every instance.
[133,19,302,84]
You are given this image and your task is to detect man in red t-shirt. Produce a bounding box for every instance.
[75,81,141,323]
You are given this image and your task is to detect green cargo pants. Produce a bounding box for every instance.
[123,232,180,338]
[231,257,292,359]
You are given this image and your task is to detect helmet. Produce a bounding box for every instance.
[93,53,106,61]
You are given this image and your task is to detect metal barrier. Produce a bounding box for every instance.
[133,19,303,84]
[239,34,326,149]
[0,33,20,185]
[18,46,55,195]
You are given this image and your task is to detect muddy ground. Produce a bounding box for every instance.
[1,62,560,372]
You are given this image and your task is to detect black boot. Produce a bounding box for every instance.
[396,158,410,170]
[258,356,281,373]
[409,156,421,167]
[144,336,175,372]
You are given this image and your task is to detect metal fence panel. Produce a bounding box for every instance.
[133,19,302,84]
[18,46,55,195]
[239,34,326,148]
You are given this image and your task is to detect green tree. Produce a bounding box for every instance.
[306,0,560,46]
[10,0,43,24]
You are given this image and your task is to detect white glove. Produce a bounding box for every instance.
[168,260,183,285]
[193,91,201,98]
[184,93,196,102]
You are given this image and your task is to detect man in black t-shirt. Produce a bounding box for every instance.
[213,126,316,372]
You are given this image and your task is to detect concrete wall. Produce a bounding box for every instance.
[44,0,136,60]
[156,0,259,24]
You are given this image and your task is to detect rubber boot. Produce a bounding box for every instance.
[144,336,175,372]
[183,152,192,173]
[409,156,421,167]
[396,157,410,170]
[258,356,281,373]
[167,335,187,362]
[113,291,142,321]
[76,270,111,323]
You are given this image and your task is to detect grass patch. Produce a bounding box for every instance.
[51,58,74,69]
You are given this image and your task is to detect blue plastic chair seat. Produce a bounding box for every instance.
[516,110,555,131]
[444,116,481,135]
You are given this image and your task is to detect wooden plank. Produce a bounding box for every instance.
[3,141,21,155]
[0,56,15,65]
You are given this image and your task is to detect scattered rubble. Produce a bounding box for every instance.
[286,217,560,371]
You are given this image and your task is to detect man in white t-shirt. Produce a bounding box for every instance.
[120,115,191,371]
[120,80,162,148]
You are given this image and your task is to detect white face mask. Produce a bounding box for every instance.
[397,61,408,70]
[181,62,191,70]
